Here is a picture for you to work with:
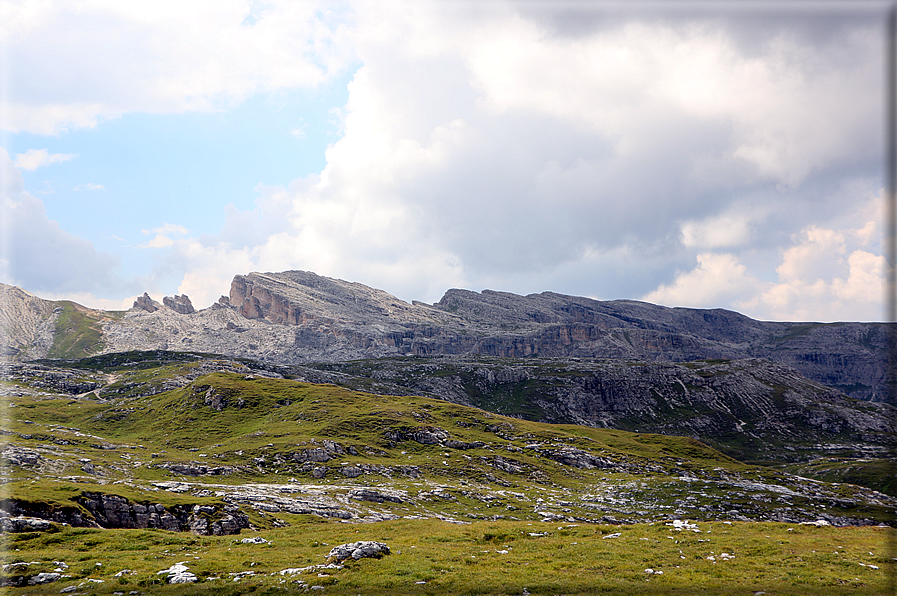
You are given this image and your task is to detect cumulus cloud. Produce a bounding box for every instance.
[641,252,762,309]
[1,0,357,134]
[12,149,77,170]
[642,192,885,322]
[679,202,771,249]
[756,221,885,322]
[2,2,887,322]
[464,14,880,190]
[141,223,189,249]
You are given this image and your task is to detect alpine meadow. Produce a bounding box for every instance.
[1,1,895,595]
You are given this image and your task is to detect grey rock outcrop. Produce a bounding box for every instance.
[157,562,197,584]
[163,294,195,314]
[133,292,161,313]
[0,562,62,587]
[291,440,345,463]
[220,272,892,402]
[27,572,60,585]
[157,462,235,476]
[0,515,51,533]
[1,363,101,395]
[0,283,56,359]
[3,493,249,535]
[348,488,407,504]
[326,541,390,562]
[309,356,893,464]
[1,270,890,402]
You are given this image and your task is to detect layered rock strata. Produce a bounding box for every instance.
[1,271,889,401]
[2,493,249,535]
[163,294,195,314]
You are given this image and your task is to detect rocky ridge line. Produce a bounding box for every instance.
[1,271,889,401]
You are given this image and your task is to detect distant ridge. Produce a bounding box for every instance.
[0,271,888,401]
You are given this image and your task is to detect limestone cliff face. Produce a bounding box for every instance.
[133,292,161,313]
[303,356,893,464]
[0,283,57,359]
[163,295,195,315]
[1,271,889,403]
[228,271,457,328]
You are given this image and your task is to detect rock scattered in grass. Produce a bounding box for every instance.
[278,563,343,575]
[667,519,700,532]
[858,563,879,569]
[1,515,52,533]
[156,562,197,584]
[28,572,61,585]
[327,541,390,562]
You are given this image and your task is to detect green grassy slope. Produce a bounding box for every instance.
[3,353,895,594]
[3,520,891,595]
[46,302,122,359]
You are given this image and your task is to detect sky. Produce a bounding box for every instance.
[0,0,891,322]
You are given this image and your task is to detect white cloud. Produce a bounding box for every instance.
[643,207,885,322]
[2,3,886,322]
[641,252,762,309]
[2,1,357,134]
[680,210,758,249]
[290,118,307,139]
[464,17,880,189]
[832,250,884,304]
[12,149,77,170]
[73,183,105,191]
[141,223,189,248]
[755,221,885,322]
[775,226,847,285]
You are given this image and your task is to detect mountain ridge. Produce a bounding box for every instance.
[0,271,887,402]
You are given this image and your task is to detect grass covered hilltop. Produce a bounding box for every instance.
[2,351,894,594]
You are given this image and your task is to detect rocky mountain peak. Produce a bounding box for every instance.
[132,292,161,313]
[0,271,889,402]
[228,270,455,327]
[163,294,195,315]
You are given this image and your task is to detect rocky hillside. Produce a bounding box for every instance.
[7,350,893,496]
[0,271,889,401]
[4,352,894,532]
[0,283,57,359]
[299,356,893,468]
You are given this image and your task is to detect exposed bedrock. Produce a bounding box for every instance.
[2,270,888,402]
[1,494,250,535]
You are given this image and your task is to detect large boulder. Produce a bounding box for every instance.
[327,541,390,562]
[0,516,51,533]
[157,562,197,584]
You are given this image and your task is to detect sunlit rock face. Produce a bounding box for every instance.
[0,271,888,402]
[163,294,194,315]
[133,292,161,313]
